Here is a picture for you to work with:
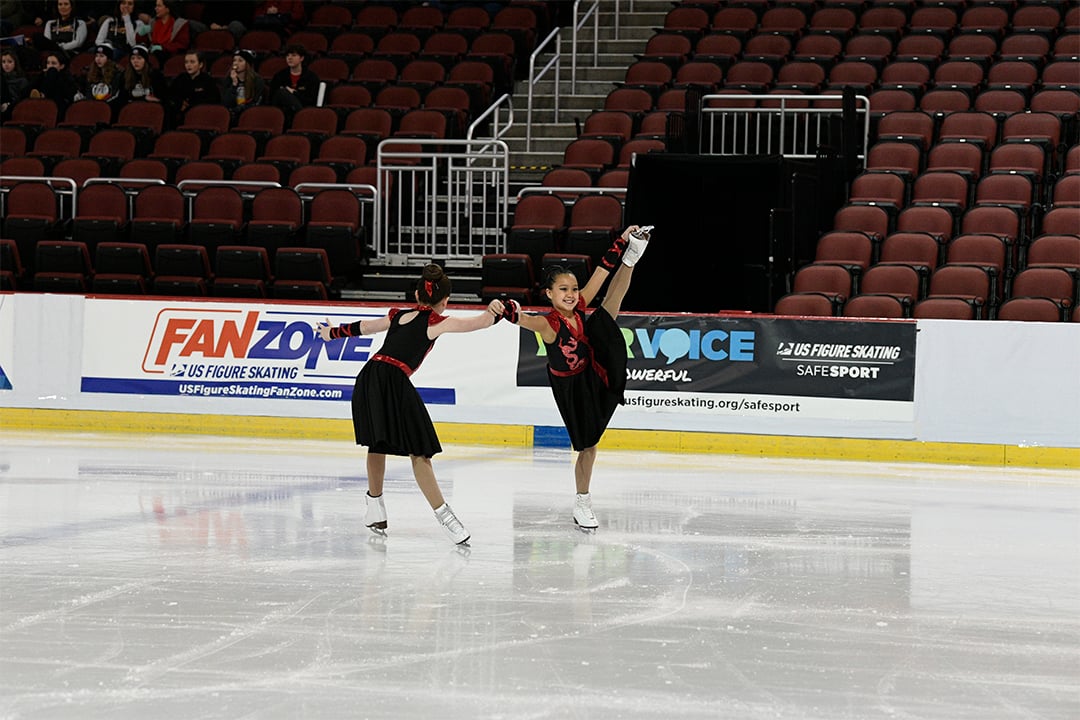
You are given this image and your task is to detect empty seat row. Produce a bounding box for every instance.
[0,182,366,284]
[0,237,336,300]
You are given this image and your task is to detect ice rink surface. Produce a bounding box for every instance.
[1,431,1078,720]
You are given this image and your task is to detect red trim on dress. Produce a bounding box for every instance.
[371,354,413,376]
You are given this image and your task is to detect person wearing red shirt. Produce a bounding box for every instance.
[147,0,189,59]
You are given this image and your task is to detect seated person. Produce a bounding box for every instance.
[82,42,124,110]
[1,48,31,121]
[95,0,150,58]
[42,0,90,53]
[147,0,190,60]
[270,43,319,121]
[29,49,82,115]
[220,48,265,119]
[252,0,305,36]
[121,43,166,105]
[167,49,219,117]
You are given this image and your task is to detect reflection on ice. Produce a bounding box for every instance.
[0,433,1077,719]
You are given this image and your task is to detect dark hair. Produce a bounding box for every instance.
[542,264,577,289]
[1,48,23,75]
[416,263,451,305]
[284,43,306,58]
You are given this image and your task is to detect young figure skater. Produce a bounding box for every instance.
[315,264,505,545]
[500,225,650,530]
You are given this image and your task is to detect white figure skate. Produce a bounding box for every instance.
[621,226,651,267]
[434,503,470,545]
[573,492,599,531]
[365,492,387,536]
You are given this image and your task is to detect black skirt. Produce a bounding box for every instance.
[351,361,442,458]
[548,307,628,451]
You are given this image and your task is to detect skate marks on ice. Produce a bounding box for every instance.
[0,432,1078,719]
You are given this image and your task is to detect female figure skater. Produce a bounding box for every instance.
[315,264,505,545]
[500,225,649,530]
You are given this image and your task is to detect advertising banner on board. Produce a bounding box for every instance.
[514,314,918,420]
[80,300,917,425]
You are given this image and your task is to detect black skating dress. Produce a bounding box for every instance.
[543,306,627,451]
[334,307,448,458]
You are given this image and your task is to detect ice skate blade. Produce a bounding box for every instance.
[456,536,471,547]
[573,519,598,533]
[367,523,387,537]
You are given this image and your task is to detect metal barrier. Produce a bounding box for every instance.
[700,94,870,162]
[375,138,511,266]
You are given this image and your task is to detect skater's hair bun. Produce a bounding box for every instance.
[416,263,452,305]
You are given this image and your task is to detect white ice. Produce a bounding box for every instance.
[1,431,1078,719]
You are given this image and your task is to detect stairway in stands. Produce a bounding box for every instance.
[503,0,672,191]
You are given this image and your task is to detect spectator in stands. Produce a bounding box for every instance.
[95,0,150,58]
[193,1,252,40]
[168,49,218,115]
[147,0,189,60]
[83,42,123,109]
[29,49,82,114]
[270,43,319,122]
[220,48,264,120]
[41,0,90,53]
[1,48,30,121]
[252,0,305,36]
[121,43,164,104]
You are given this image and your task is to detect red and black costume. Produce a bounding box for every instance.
[542,307,627,451]
[330,307,447,458]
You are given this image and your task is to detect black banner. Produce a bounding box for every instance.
[516,315,917,402]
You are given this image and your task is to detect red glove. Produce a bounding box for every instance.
[599,234,628,271]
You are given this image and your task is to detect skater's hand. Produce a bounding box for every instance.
[500,299,520,324]
[621,225,640,242]
[314,319,334,341]
[487,299,505,322]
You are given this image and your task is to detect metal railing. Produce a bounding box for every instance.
[467,93,514,143]
[570,0,600,94]
[0,175,79,218]
[375,138,511,264]
[700,94,871,162]
[525,26,562,151]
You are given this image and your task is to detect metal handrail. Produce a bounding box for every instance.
[0,175,78,216]
[466,93,514,142]
[526,26,562,152]
[517,185,627,199]
[292,182,378,197]
[571,0,599,94]
[83,176,165,188]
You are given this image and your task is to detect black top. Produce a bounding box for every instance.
[168,71,220,114]
[270,67,319,108]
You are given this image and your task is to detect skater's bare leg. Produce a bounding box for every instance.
[411,455,446,509]
[367,452,386,497]
[600,264,634,320]
[575,446,597,494]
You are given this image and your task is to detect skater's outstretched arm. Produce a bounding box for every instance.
[429,299,506,337]
[500,299,557,344]
[314,315,391,341]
